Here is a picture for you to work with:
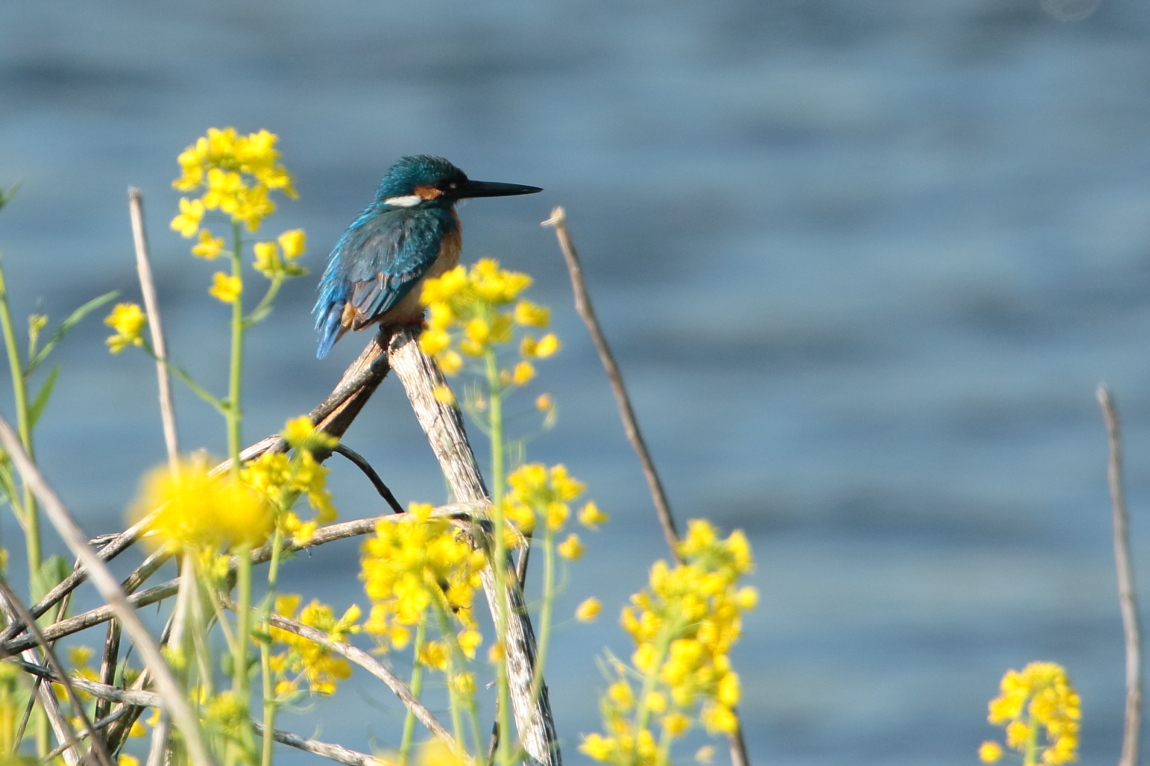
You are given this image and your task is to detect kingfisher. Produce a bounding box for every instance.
[313,155,543,358]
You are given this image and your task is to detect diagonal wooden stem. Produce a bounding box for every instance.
[387,327,560,766]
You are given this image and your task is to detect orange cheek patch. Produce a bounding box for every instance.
[415,185,444,200]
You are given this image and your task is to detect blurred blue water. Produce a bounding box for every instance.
[3,0,1150,763]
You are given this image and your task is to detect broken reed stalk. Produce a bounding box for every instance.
[0,578,113,766]
[542,207,682,562]
[544,207,751,766]
[1097,385,1143,766]
[128,188,179,471]
[0,416,217,766]
[387,327,560,766]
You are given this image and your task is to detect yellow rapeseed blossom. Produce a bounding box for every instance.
[209,272,242,304]
[280,415,338,453]
[268,594,359,697]
[360,503,487,652]
[414,738,478,766]
[104,303,147,353]
[578,501,609,530]
[979,740,1004,764]
[171,197,204,238]
[417,258,559,385]
[253,233,309,279]
[130,456,274,552]
[503,463,589,536]
[192,229,226,259]
[557,533,585,560]
[278,228,306,259]
[982,662,1080,766]
[241,417,338,544]
[576,597,602,623]
[585,519,756,763]
[172,127,296,233]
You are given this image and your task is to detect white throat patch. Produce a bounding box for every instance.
[384,195,422,208]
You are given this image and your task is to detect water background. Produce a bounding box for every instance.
[3,1,1150,763]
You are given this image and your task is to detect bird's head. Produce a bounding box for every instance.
[374,155,542,210]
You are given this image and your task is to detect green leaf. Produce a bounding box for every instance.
[27,363,60,429]
[28,290,118,374]
[0,183,20,213]
[31,554,70,606]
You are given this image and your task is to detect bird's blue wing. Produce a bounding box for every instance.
[314,207,450,358]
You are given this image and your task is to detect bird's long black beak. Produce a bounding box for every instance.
[454,179,543,199]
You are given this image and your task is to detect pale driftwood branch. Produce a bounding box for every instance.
[253,723,386,766]
[0,517,152,646]
[128,188,179,470]
[387,327,559,766]
[1098,385,1142,766]
[542,207,681,561]
[0,586,88,766]
[257,608,456,747]
[0,416,217,766]
[543,208,752,766]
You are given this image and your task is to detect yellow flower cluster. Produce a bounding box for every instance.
[171,127,296,233]
[241,416,339,545]
[360,503,487,652]
[268,594,360,697]
[581,520,756,765]
[131,456,274,553]
[104,303,147,353]
[980,662,1080,765]
[418,258,560,377]
[253,229,308,279]
[502,463,604,550]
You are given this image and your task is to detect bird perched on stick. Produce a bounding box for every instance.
[313,155,542,358]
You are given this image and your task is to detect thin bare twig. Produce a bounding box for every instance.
[0,579,114,766]
[253,723,385,766]
[129,188,179,469]
[542,207,681,561]
[241,605,456,747]
[543,208,753,766]
[333,443,405,514]
[1097,385,1142,766]
[0,415,217,766]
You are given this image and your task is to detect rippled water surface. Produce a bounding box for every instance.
[3,1,1150,763]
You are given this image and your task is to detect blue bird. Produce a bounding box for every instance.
[313,155,542,358]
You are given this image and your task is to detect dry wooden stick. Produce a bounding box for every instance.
[1097,385,1142,766]
[543,208,752,766]
[16,662,386,766]
[258,608,455,746]
[0,416,217,766]
[253,723,385,766]
[0,579,113,766]
[542,207,681,562]
[128,188,179,470]
[387,328,560,766]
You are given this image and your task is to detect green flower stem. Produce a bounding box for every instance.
[140,341,228,416]
[245,275,284,328]
[527,527,556,706]
[227,221,245,474]
[234,549,257,762]
[260,527,286,766]
[433,602,481,753]
[1023,708,1039,766]
[0,260,37,580]
[484,350,514,766]
[400,618,429,766]
[259,642,275,766]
